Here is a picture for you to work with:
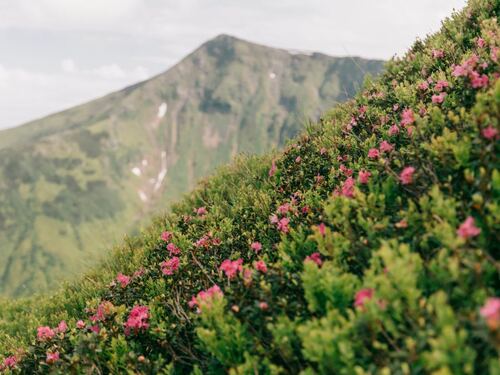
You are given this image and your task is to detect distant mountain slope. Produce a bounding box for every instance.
[0,34,384,296]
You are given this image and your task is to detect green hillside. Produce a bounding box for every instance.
[0,35,383,297]
[0,0,499,373]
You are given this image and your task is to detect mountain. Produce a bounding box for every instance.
[0,0,498,372]
[0,35,384,297]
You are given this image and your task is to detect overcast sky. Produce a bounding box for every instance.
[0,0,467,130]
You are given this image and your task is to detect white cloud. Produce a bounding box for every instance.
[61,58,77,73]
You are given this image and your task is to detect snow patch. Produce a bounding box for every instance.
[269,72,276,79]
[131,167,142,176]
[154,151,168,191]
[158,102,168,118]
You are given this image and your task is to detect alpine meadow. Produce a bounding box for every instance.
[0,0,499,374]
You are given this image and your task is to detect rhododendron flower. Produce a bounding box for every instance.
[388,124,400,136]
[194,235,211,249]
[220,258,243,279]
[90,301,114,323]
[166,242,181,255]
[259,302,269,310]
[470,71,489,88]
[320,147,327,155]
[189,285,223,311]
[406,126,415,136]
[358,170,371,184]
[161,257,180,275]
[368,148,379,159]
[269,160,277,177]
[57,320,68,333]
[317,222,326,236]
[116,273,131,288]
[452,64,468,77]
[161,231,173,242]
[432,93,446,104]
[277,217,290,233]
[242,268,254,286]
[302,205,310,214]
[2,356,16,370]
[124,306,150,336]
[399,167,416,185]
[341,177,355,198]
[133,268,145,278]
[431,49,444,58]
[418,81,429,90]
[476,37,486,48]
[295,156,302,163]
[37,326,55,341]
[254,260,268,273]
[251,241,262,253]
[269,214,279,224]
[277,202,291,215]
[305,252,322,267]
[482,126,498,140]
[46,352,60,365]
[480,298,500,329]
[195,206,207,216]
[491,47,499,63]
[400,109,415,127]
[457,216,481,239]
[379,140,393,153]
[76,320,86,329]
[354,288,374,309]
[434,80,449,92]
[339,164,353,176]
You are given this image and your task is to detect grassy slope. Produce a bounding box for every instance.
[1,0,499,373]
[0,35,383,297]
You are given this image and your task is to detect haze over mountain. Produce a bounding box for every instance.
[0,34,384,297]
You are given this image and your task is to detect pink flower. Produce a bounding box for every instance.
[76,320,86,329]
[379,140,393,153]
[57,320,68,333]
[305,252,322,267]
[434,80,449,92]
[277,202,291,215]
[368,148,380,159]
[161,257,180,275]
[354,288,374,309]
[196,207,207,216]
[452,64,468,77]
[90,301,114,323]
[90,325,100,334]
[37,326,55,341]
[269,160,277,177]
[432,93,446,104]
[358,170,371,184]
[277,217,290,233]
[46,352,60,365]
[341,177,355,198]
[406,126,415,136]
[388,124,400,136]
[480,298,500,329]
[431,49,444,59]
[320,147,327,155]
[161,231,173,242]
[491,47,499,63]
[401,109,415,127]
[254,260,268,273]
[339,164,353,176]
[476,37,486,48]
[470,71,489,88]
[2,356,16,370]
[124,306,150,336]
[399,167,416,185]
[189,285,223,311]
[220,259,243,279]
[116,273,131,288]
[317,223,326,236]
[259,302,269,311]
[166,242,181,255]
[482,126,498,140]
[295,156,302,163]
[418,81,429,90]
[194,235,211,249]
[269,214,279,225]
[457,216,481,239]
[251,242,262,253]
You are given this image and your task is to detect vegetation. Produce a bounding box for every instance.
[0,35,383,297]
[1,0,499,373]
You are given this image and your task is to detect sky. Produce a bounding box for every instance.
[0,0,467,130]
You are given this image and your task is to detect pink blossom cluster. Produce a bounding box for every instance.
[124,306,150,336]
[161,257,180,275]
[188,285,223,311]
[220,258,243,279]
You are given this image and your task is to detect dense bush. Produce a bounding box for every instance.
[1,0,499,373]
